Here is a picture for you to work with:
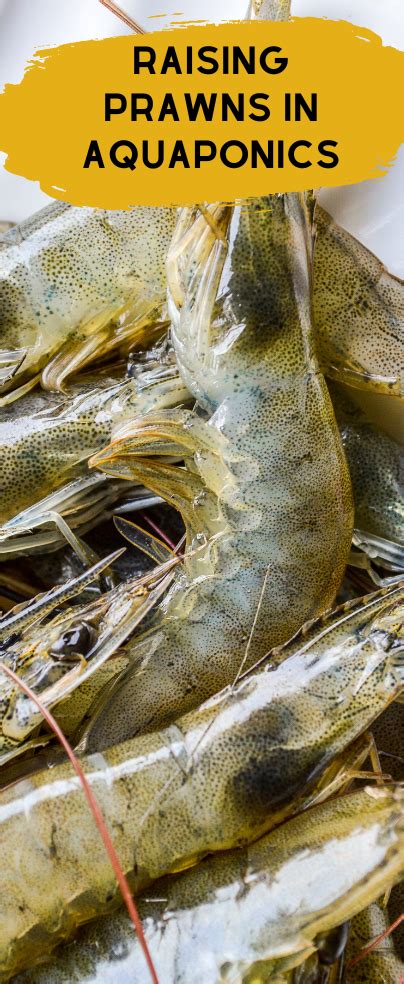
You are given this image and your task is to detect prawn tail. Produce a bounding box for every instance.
[40,299,164,393]
[90,408,214,531]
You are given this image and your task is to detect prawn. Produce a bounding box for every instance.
[0,203,176,399]
[313,204,404,399]
[79,0,352,744]
[11,785,404,984]
[0,580,402,977]
[0,525,179,764]
[0,338,188,559]
[83,188,352,749]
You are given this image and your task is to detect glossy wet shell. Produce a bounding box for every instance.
[0,203,176,390]
[0,583,401,978]
[313,206,404,397]
[330,381,404,544]
[85,194,353,751]
[11,787,404,984]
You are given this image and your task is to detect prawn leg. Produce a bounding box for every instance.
[0,549,124,640]
[2,510,99,567]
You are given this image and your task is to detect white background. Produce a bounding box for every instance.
[0,0,402,275]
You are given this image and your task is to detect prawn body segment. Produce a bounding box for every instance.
[314,205,404,398]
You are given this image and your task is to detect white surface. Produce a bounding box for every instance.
[0,0,402,274]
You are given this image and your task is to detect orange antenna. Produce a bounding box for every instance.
[99,0,146,34]
[346,913,403,971]
[0,660,159,984]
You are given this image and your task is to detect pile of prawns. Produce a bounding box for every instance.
[0,0,402,981]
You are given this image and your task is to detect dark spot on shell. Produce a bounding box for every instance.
[232,746,311,814]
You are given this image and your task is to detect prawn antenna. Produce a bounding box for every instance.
[345,913,404,971]
[98,0,146,34]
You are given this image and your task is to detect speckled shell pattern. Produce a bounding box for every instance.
[313,205,404,397]
[0,582,401,979]
[0,377,137,523]
[330,381,404,544]
[0,203,176,391]
[84,193,353,751]
[344,901,404,983]
[11,787,403,984]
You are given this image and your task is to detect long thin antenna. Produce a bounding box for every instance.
[99,0,145,34]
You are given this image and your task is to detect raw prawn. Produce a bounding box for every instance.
[82,2,353,744]
[0,338,188,559]
[0,203,176,399]
[0,580,402,977]
[84,189,352,748]
[0,527,178,763]
[11,786,404,984]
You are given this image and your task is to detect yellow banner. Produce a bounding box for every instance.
[0,18,402,207]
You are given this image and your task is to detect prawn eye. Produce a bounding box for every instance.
[317,922,349,966]
[50,621,96,659]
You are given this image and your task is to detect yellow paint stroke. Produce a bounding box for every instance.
[0,18,402,208]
